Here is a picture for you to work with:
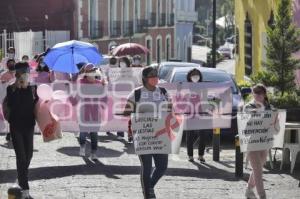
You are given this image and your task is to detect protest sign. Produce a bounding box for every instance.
[238,110,286,152]
[131,112,184,155]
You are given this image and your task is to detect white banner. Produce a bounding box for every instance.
[238,110,286,152]
[107,68,143,85]
[131,112,184,155]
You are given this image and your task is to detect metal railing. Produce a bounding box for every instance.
[135,19,147,33]
[148,12,156,27]
[89,20,103,39]
[123,21,133,37]
[110,21,121,37]
[159,13,166,26]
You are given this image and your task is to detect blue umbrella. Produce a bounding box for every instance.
[44,40,102,73]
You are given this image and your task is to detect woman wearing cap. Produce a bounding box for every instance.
[185,68,207,163]
[124,67,171,199]
[5,61,39,199]
[77,63,105,160]
[244,84,272,199]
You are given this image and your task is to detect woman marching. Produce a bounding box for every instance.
[185,68,207,163]
[124,67,171,199]
[4,61,39,199]
[244,84,272,199]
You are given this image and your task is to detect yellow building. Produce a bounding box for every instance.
[235,0,277,82]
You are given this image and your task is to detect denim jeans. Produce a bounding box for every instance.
[79,132,98,151]
[138,154,168,198]
[10,126,34,190]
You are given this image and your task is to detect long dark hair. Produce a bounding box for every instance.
[187,68,202,82]
[252,84,270,106]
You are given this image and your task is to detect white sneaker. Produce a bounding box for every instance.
[245,188,257,199]
[79,145,86,157]
[90,152,98,160]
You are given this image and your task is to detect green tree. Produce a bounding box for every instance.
[263,0,300,96]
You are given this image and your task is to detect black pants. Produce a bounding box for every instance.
[139,154,168,198]
[10,126,34,190]
[186,130,207,157]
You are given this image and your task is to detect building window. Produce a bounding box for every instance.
[110,0,120,37]
[244,13,252,76]
[268,10,275,29]
[89,0,101,38]
[146,37,152,65]
[166,36,171,61]
[157,36,162,63]
[176,39,180,60]
[123,0,133,37]
[236,28,239,55]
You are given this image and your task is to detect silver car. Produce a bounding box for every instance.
[167,66,243,138]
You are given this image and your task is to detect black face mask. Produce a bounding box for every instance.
[7,65,15,71]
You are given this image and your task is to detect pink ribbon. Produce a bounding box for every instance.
[155,113,182,141]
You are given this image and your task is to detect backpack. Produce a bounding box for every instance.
[133,87,167,112]
[128,87,168,138]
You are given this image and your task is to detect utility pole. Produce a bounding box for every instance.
[212,0,217,68]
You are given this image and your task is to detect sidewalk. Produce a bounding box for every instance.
[0,133,299,199]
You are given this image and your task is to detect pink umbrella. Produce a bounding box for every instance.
[112,43,149,56]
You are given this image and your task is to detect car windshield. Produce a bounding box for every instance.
[172,71,239,94]
[159,65,177,80]
[159,64,199,80]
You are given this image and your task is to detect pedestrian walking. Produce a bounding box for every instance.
[185,68,207,163]
[124,67,171,199]
[244,84,272,199]
[4,61,39,199]
[1,59,16,143]
[77,63,105,160]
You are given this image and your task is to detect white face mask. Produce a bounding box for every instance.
[191,75,200,83]
[133,60,140,65]
[119,62,127,68]
[18,73,29,87]
[86,73,96,81]
[8,53,15,59]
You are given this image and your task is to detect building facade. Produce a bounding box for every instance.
[0,0,76,37]
[234,0,276,82]
[77,0,175,64]
[174,0,197,62]
[235,0,300,82]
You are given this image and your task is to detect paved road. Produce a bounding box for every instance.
[0,133,299,199]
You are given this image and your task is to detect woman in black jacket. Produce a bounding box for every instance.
[185,68,207,163]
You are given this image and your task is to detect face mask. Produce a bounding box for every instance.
[191,75,200,83]
[17,73,29,88]
[8,53,15,59]
[120,62,127,68]
[86,73,96,82]
[133,60,140,65]
[148,77,159,87]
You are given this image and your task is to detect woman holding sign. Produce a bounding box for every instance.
[4,62,39,199]
[244,84,271,199]
[185,68,207,163]
[124,67,171,199]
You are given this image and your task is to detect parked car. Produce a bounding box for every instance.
[167,66,243,139]
[157,62,202,81]
[217,47,234,59]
